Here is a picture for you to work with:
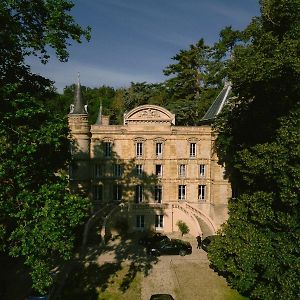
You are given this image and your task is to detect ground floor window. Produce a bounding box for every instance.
[94,185,103,201]
[155,215,164,229]
[198,185,206,201]
[136,215,145,228]
[178,185,186,200]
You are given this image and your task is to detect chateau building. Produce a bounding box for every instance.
[68,80,232,237]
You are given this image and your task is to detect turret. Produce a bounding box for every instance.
[68,74,91,192]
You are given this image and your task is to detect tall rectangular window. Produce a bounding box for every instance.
[94,164,102,178]
[113,184,122,201]
[136,142,143,157]
[190,143,196,158]
[155,215,164,228]
[156,142,163,158]
[94,185,103,201]
[199,164,205,177]
[179,164,186,177]
[135,185,143,203]
[113,164,122,177]
[198,185,206,201]
[178,185,186,200]
[104,142,112,157]
[136,164,143,176]
[136,215,145,228]
[154,185,162,203]
[155,164,163,177]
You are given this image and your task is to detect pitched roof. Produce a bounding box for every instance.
[70,76,87,115]
[201,81,232,122]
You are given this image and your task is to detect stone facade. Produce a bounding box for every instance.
[68,84,231,237]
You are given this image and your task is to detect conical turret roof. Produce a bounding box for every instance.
[95,100,103,125]
[70,74,87,114]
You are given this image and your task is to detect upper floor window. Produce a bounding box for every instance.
[199,164,205,177]
[155,215,164,229]
[104,142,112,157]
[94,185,103,202]
[178,185,186,200]
[113,184,122,201]
[113,164,122,177]
[136,215,145,228]
[198,185,206,201]
[156,142,163,158]
[154,185,162,203]
[155,164,163,177]
[179,164,186,177]
[94,164,102,178]
[136,142,143,157]
[135,185,143,203]
[136,164,143,176]
[190,143,196,158]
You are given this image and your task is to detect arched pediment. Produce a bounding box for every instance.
[124,105,175,125]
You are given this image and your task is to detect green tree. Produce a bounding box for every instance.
[176,220,190,236]
[163,39,224,125]
[0,0,91,295]
[209,1,300,299]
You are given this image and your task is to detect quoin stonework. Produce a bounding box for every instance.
[68,79,232,237]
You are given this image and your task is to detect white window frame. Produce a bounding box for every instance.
[113,184,122,201]
[198,185,206,201]
[190,143,196,158]
[155,164,163,177]
[178,185,186,200]
[136,164,143,176]
[155,215,164,229]
[135,185,143,203]
[136,215,145,228]
[113,164,122,177]
[94,185,102,201]
[199,164,205,177]
[136,142,143,157]
[179,164,186,177]
[156,142,163,158]
[94,164,102,178]
[154,185,162,203]
[104,142,112,157]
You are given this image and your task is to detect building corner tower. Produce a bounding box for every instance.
[68,76,91,194]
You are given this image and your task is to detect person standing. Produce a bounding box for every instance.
[196,235,202,249]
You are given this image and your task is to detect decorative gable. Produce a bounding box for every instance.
[124,105,175,125]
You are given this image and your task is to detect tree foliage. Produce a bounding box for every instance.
[209,1,300,299]
[0,0,91,295]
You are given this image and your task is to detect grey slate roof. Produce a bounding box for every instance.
[201,81,232,122]
[95,101,103,124]
[70,80,87,115]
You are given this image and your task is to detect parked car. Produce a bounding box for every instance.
[201,235,217,252]
[147,238,192,256]
[139,232,169,246]
[150,294,175,300]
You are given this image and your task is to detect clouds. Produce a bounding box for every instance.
[27,0,259,92]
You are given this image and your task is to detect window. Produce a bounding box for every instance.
[178,185,186,200]
[136,142,143,157]
[136,215,145,228]
[94,164,102,178]
[113,164,122,177]
[199,164,205,177]
[155,164,163,177]
[154,185,162,203]
[135,185,143,203]
[156,142,163,158]
[190,143,196,157]
[94,185,103,201]
[198,185,206,201]
[104,142,112,157]
[155,215,164,228]
[136,164,143,176]
[113,184,122,201]
[179,164,186,177]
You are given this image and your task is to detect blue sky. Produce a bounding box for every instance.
[27,0,260,92]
